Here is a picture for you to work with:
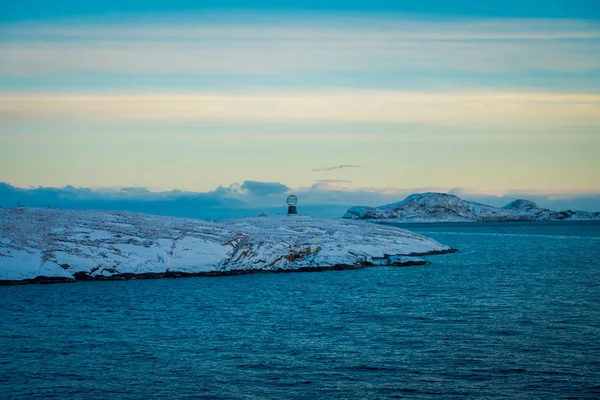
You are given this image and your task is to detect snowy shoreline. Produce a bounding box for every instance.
[0,208,455,285]
[0,256,443,286]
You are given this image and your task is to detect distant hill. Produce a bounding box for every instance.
[342,192,600,223]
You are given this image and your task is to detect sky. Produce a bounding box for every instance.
[1,1,599,216]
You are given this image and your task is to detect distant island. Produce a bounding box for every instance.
[343,192,600,223]
[0,208,454,285]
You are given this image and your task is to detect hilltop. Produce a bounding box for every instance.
[343,193,600,223]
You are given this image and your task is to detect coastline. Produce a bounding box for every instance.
[0,247,458,286]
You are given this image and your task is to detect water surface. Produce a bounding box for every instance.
[1,222,599,399]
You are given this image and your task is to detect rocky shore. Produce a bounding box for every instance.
[0,208,455,285]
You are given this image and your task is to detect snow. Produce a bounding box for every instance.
[343,193,600,223]
[0,208,453,283]
[0,249,44,281]
[169,237,228,272]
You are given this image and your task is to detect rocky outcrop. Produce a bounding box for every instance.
[0,208,455,284]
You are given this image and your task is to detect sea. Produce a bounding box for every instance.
[1,221,599,399]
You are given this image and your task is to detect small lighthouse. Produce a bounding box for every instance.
[286,195,298,215]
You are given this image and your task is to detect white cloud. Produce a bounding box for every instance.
[0,15,599,76]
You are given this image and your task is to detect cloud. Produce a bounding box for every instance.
[2,90,599,128]
[1,15,599,76]
[240,180,290,196]
[1,182,599,220]
[311,180,353,191]
[313,165,363,172]
[0,182,246,220]
[314,179,353,184]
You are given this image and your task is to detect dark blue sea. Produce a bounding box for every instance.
[1,222,600,399]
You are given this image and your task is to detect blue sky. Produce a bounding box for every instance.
[2,1,599,20]
[1,1,599,215]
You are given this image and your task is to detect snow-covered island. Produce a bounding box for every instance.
[0,208,455,285]
[343,193,600,223]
